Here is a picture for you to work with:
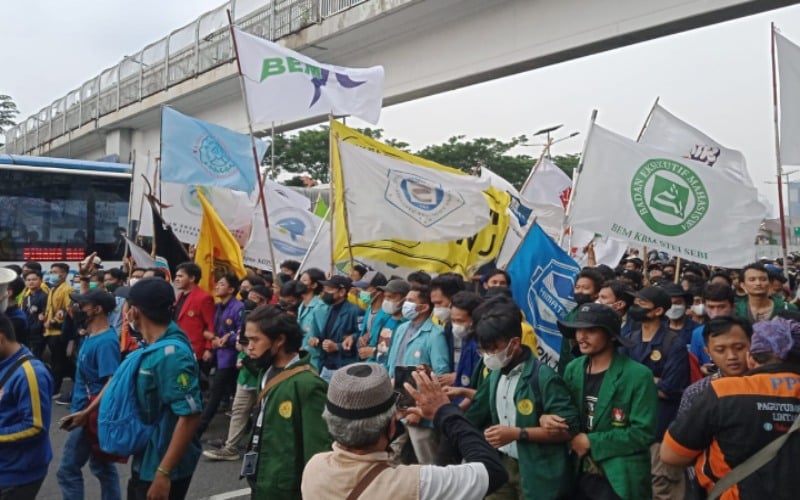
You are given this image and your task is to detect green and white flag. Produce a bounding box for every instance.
[568,124,765,267]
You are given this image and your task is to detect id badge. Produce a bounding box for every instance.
[241,451,258,477]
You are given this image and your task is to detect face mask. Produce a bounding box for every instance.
[433,306,451,323]
[665,305,686,321]
[72,283,82,292]
[251,347,275,371]
[574,293,594,306]
[89,282,99,290]
[73,308,89,328]
[452,323,470,339]
[691,304,706,317]
[105,283,118,293]
[401,301,419,321]
[358,291,373,306]
[321,292,336,305]
[244,300,258,311]
[128,321,142,340]
[129,278,139,287]
[483,341,514,371]
[382,300,400,315]
[628,305,653,322]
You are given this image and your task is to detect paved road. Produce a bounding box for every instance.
[38,402,250,500]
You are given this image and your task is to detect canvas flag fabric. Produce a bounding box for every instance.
[566,228,628,269]
[234,27,384,124]
[331,121,511,276]
[195,190,247,294]
[639,103,753,184]
[149,200,191,277]
[568,124,765,267]
[243,180,318,271]
[337,139,492,244]
[160,107,269,193]
[124,236,156,269]
[138,184,254,247]
[314,196,329,219]
[519,158,572,239]
[507,223,580,369]
[776,31,800,165]
[300,216,333,273]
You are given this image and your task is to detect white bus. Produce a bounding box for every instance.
[0,154,131,267]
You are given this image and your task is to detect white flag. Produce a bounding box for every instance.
[569,125,765,268]
[244,180,320,271]
[138,184,254,246]
[776,31,800,165]
[566,228,628,269]
[124,236,156,269]
[337,140,491,244]
[639,103,753,184]
[519,158,572,239]
[234,28,384,124]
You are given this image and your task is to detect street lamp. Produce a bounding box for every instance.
[522,125,580,158]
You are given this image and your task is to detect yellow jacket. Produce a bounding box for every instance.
[44,281,72,337]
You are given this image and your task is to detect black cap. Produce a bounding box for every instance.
[628,285,672,312]
[70,289,117,314]
[116,277,174,313]
[249,285,271,299]
[353,272,388,290]
[377,279,410,295]
[558,303,631,347]
[660,283,693,303]
[620,269,643,288]
[321,275,352,291]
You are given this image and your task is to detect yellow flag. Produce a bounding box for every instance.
[195,189,247,294]
[331,120,511,277]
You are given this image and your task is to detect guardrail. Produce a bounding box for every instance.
[5,0,369,155]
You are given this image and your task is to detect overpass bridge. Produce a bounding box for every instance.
[4,0,797,162]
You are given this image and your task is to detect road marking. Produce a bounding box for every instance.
[204,488,251,500]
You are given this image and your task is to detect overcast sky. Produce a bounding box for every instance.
[5,1,800,216]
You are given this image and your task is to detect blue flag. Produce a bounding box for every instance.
[160,107,268,193]
[507,223,580,368]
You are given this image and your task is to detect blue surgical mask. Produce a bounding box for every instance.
[401,301,419,321]
[358,291,373,306]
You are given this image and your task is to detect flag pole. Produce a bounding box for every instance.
[328,116,336,275]
[771,22,790,275]
[227,11,280,274]
[329,117,356,270]
[135,151,151,238]
[500,216,538,270]
[636,96,660,142]
[560,109,598,246]
[122,149,136,267]
[299,206,331,273]
[519,137,552,194]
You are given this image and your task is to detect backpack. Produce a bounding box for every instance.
[97,338,190,456]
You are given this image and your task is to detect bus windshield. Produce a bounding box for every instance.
[0,155,131,263]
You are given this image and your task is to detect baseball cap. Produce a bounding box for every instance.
[660,283,693,303]
[320,275,352,291]
[377,279,411,296]
[751,317,795,360]
[765,265,788,283]
[557,303,632,347]
[116,277,175,313]
[353,271,388,290]
[70,289,117,313]
[620,269,643,288]
[628,285,672,312]
[326,363,398,420]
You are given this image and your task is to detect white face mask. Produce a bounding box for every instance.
[691,304,706,317]
[433,306,451,323]
[382,300,400,315]
[483,342,514,371]
[401,301,419,321]
[665,304,686,321]
[451,323,470,339]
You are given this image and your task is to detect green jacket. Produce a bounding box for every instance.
[466,349,580,499]
[563,353,658,500]
[249,355,332,500]
[734,295,798,320]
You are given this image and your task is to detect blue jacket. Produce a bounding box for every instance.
[386,317,449,377]
[689,324,711,366]
[317,300,362,370]
[454,337,481,388]
[0,346,53,487]
[299,296,328,371]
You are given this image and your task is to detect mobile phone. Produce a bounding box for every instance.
[394,366,417,410]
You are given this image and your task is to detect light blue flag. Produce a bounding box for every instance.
[507,223,580,369]
[160,107,269,193]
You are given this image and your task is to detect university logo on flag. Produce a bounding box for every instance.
[385,170,466,227]
[271,206,319,257]
[630,159,709,237]
[526,258,579,337]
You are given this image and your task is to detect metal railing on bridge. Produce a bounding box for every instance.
[4,0,369,155]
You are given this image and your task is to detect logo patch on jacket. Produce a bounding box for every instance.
[611,407,627,427]
[279,401,293,419]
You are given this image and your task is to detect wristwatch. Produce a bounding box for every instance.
[519,427,528,441]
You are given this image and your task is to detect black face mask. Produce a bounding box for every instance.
[628,305,653,321]
[574,293,594,306]
[244,300,258,311]
[321,292,336,305]
[243,348,275,373]
[73,308,89,328]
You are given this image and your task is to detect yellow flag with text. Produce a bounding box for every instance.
[331,120,511,276]
[195,189,247,294]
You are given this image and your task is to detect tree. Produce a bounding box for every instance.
[552,153,580,179]
[0,95,20,147]
[416,135,535,189]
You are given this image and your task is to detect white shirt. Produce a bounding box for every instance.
[495,362,524,459]
[420,463,489,500]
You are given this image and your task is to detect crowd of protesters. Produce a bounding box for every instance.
[0,251,798,500]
